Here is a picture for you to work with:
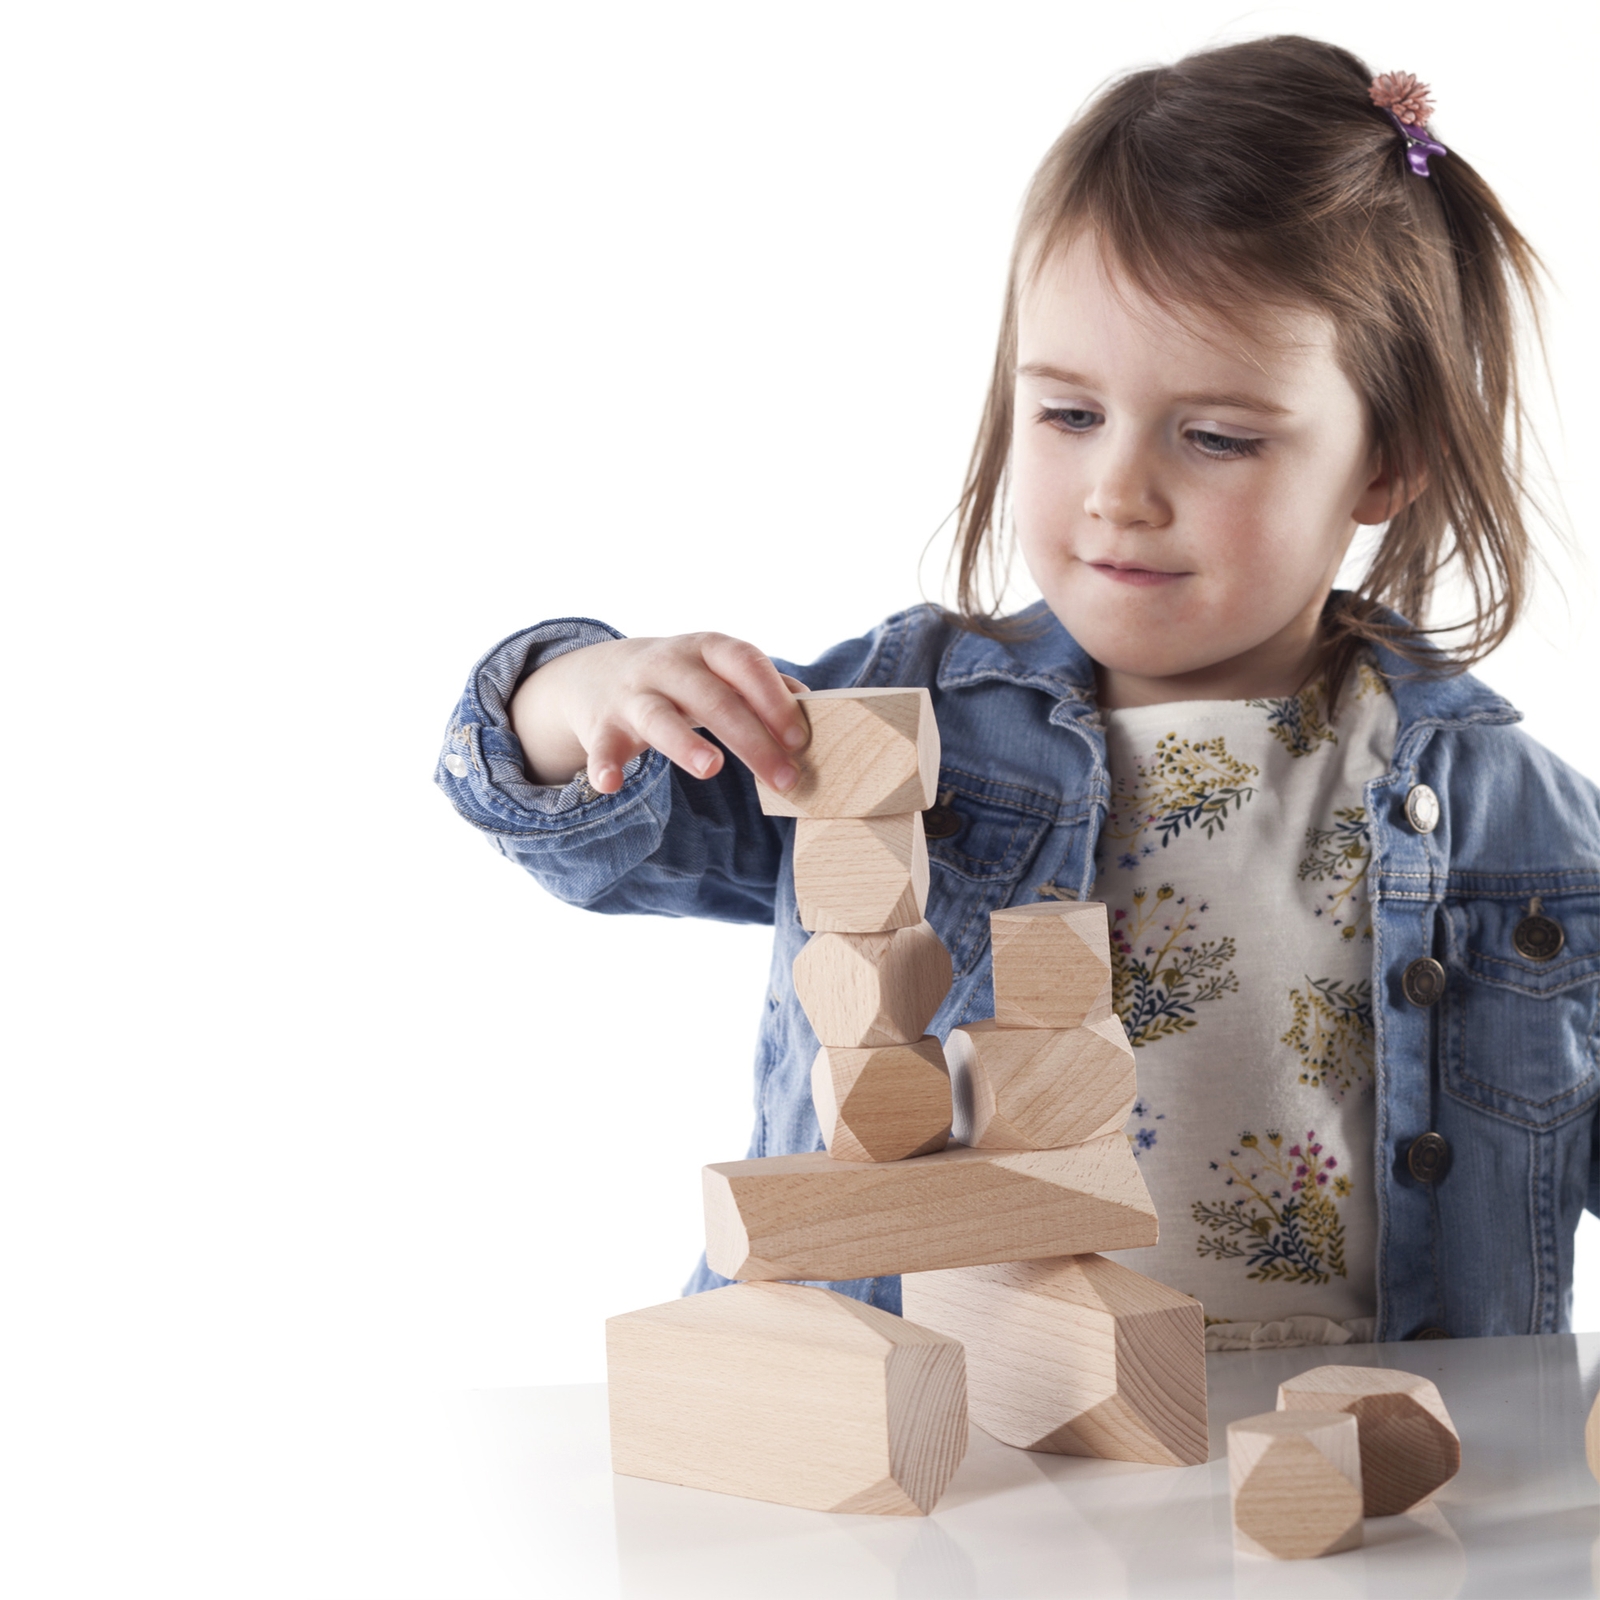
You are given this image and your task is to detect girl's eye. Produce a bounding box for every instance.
[1039,406,1101,433]
[1188,429,1263,459]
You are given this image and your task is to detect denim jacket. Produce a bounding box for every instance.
[436,602,1600,1341]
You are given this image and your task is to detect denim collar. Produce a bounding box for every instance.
[935,596,1521,738]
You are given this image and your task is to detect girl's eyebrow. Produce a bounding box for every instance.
[1016,361,1292,417]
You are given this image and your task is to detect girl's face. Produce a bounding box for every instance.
[1012,235,1400,707]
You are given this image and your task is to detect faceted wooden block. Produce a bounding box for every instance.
[812,1037,951,1162]
[704,1132,1158,1282]
[755,688,940,819]
[990,902,1113,1029]
[1276,1365,1460,1516]
[792,921,953,1047]
[1229,1411,1363,1560]
[793,813,929,932]
[607,1282,967,1515]
[948,1014,1135,1151]
[902,1255,1206,1466]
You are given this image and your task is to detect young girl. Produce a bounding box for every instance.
[438,36,1599,1347]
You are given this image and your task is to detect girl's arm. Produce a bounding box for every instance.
[435,616,889,926]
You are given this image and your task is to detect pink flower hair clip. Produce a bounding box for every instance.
[1369,71,1447,178]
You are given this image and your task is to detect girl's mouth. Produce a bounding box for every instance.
[1090,560,1188,588]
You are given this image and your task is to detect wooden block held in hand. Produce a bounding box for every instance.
[793,921,953,1047]
[607,1282,967,1516]
[1276,1365,1460,1516]
[990,902,1114,1029]
[704,1132,1157,1282]
[948,1015,1136,1151]
[902,1255,1206,1466]
[812,1038,951,1162]
[794,813,929,933]
[756,688,940,819]
[1229,1410,1363,1559]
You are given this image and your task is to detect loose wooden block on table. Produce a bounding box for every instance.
[793,813,929,933]
[792,921,953,1047]
[704,1132,1157,1282]
[903,1254,1206,1465]
[755,688,940,819]
[607,1281,967,1516]
[1229,1410,1363,1560]
[812,1037,951,1163]
[990,901,1114,1030]
[948,1014,1136,1151]
[1276,1365,1460,1516]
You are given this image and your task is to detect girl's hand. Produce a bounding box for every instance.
[509,634,811,794]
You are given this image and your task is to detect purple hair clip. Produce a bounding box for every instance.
[1369,71,1447,178]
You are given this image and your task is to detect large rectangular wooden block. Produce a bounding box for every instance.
[991,901,1114,1029]
[901,1255,1207,1467]
[948,1015,1135,1151]
[607,1281,968,1516]
[793,813,929,932]
[704,1133,1157,1282]
[755,688,940,819]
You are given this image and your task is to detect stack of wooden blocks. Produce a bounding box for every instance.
[606,688,1209,1518]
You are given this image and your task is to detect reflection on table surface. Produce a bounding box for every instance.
[451,1333,1600,1599]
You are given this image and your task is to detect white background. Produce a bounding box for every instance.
[3,3,1595,1592]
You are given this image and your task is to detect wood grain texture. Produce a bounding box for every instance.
[755,689,940,819]
[990,902,1114,1030]
[1228,1410,1363,1560]
[792,921,953,1047]
[902,1254,1206,1466]
[948,1015,1135,1151]
[607,1281,967,1516]
[812,1037,951,1163]
[704,1132,1157,1282]
[793,813,929,933]
[1276,1365,1460,1516]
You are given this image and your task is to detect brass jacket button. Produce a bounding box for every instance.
[1407,1131,1452,1184]
[1411,1326,1452,1340]
[1404,783,1441,833]
[1402,956,1446,1007]
[1513,896,1565,961]
[921,804,963,841]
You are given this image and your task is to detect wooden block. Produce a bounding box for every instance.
[704,1132,1157,1282]
[755,688,939,819]
[902,1255,1206,1466]
[792,921,953,1047]
[1276,1365,1460,1517]
[1588,1391,1600,1485]
[812,1038,951,1162]
[948,1014,1136,1151]
[1229,1410,1364,1559]
[793,813,929,933]
[990,901,1113,1029]
[607,1281,967,1515]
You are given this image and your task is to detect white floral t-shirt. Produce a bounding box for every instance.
[1094,661,1397,1350]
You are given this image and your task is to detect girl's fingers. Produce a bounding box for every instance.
[778,674,811,695]
[582,723,648,793]
[667,673,799,793]
[626,692,728,783]
[697,635,812,754]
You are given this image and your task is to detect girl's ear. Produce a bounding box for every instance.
[1352,453,1429,526]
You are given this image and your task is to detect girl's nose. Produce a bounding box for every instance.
[1084,445,1170,529]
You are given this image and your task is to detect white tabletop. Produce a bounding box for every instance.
[450,1333,1600,1599]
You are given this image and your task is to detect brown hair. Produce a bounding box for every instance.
[952,35,1545,696]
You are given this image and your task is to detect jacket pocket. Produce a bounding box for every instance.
[923,769,1054,978]
[1440,892,1600,1129]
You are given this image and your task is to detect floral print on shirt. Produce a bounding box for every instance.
[1282,978,1375,1099]
[1193,1130,1351,1285]
[1104,735,1259,866]
[1298,806,1374,941]
[1109,885,1239,1047]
